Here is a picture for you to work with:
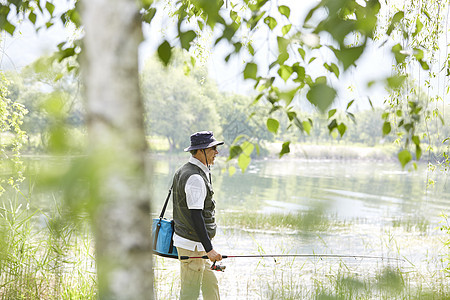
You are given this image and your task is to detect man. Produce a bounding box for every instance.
[172,131,223,300]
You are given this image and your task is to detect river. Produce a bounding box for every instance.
[152,156,450,299]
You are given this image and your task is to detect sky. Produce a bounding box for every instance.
[0,0,395,112]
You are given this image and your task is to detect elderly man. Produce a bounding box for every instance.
[172,131,223,300]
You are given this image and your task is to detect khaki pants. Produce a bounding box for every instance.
[177,247,220,300]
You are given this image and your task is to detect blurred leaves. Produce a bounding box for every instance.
[307,83,336,113]
[157,41,172,66]
[279,141,290,158]
[0,0,442,173]
[244,62,257,80]
[398,149,412,169]
[266,118,279,134]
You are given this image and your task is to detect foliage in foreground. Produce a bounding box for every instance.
[0,194,96,299]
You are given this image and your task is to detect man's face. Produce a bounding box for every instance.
[205,145,219,165]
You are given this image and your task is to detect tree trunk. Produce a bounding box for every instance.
[81,0,153,299]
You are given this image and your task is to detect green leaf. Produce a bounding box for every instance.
[298,48,306,60]
[230,10,238,22]
[241,141,255,156]
[229,145,243,159]
[422,8,431,21]
[269,105,282,114]
[416,145,422,160]
[277,52,289,65]
[306,83,336,113]
[57,47,76,62]
[387,11,404,35]
[279,141,290,158]
[278,88,297,105]
[293,116,303,130]
[157,40,172,66]
[382,121,391,136]
[255,143,261,155]
[233,42,242,53]
[328,109,337,119]
[141,0,153,9]
[244,62,257,80]
[61,8,81,27]
[368,97,374,109]
[46,1,55,16]
[180,30,196,50]
[412,135,420,146]
[413,48,424,60]
[277,36,289,54]
[282,24,292,36]
[264,16,277,30]
[3,21,16,35]
[248,43,255,55]
[324,63,340,78]
[391,43,407,64]
[387,75,407,89]
[316,76,327,84]
[143,8,157,24]
[398,149,412,169]
[278,65,293,82]
[228,165,236,176]
[278,5,290,18]
[346,99,355,110]
[302,120,312,135]
[337,122,347,137]
[193,0,222,28]
[238,153,251,172]
[29,11,37,24]
[413,17,423,37]
[267,118,279,134]
[292,64,305,82]
[419,60,429,70]
[333,46,365,70]
[287,111,296,121]
[304,2,320,24]
[331,130,338,139]
[327,119,337,132]
[347,112,356,123]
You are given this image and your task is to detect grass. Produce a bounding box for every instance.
[259,262,450,300]
[0,193,96,299]
[392,216,431,233]
[265,143,398,161]
[217,210,348,233]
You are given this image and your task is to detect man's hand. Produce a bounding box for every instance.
[206,249,222,262]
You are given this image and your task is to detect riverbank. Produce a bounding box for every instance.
[265,143,397,161]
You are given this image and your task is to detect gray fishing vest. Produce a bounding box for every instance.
[172,162,216,241]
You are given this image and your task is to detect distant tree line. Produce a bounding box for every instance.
[4,54,449,160]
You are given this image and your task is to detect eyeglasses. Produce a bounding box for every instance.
[209,146,217,151]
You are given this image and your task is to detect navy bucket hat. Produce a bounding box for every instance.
[184,131,224,152]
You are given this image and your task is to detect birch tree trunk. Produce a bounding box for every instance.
[81,0,153,299]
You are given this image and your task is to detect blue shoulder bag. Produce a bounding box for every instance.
[152,187,178,259]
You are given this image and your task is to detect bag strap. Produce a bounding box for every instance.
[159,188,172,219]
[159,179,174,219]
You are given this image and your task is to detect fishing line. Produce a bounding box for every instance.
[180,253,405,261]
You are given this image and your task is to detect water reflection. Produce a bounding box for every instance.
[152,156,450,226]
[147,155,450,298]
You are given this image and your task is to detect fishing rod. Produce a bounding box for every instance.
[180,254,404,261]
[180,254,404,272]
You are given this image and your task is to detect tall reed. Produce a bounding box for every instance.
[0,192,96,299]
